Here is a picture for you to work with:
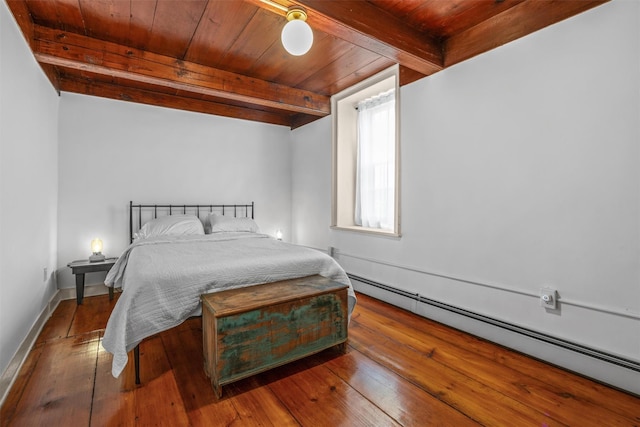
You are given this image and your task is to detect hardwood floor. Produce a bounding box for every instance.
[1,292,638,426]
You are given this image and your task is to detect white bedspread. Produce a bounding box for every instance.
[102,233,356,378]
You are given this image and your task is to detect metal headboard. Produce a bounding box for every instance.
[129,201,255,244]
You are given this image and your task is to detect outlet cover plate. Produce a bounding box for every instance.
[540,287,557,309]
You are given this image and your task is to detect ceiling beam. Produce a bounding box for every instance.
[32,25,330,117]
[444,0,609,67]
[57,77,294,127]
[249,0,443,76]
[5,0,34,49]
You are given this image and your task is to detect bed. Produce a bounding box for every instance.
[101,202,356,381]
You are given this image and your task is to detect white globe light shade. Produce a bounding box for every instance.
[281,19,313,56]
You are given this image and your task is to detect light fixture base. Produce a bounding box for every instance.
[286,8,307,22]
[89,253,105,263]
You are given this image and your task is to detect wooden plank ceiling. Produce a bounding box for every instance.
[7,0,606,129]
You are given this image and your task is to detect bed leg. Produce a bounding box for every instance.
[134,345,140,384]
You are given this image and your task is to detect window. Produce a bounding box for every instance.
[331,65,400,236]
[355,88,396,229]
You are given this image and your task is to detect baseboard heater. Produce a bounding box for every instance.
[348,273,640,374]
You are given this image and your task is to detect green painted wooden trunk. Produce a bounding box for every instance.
[201,275,348,398]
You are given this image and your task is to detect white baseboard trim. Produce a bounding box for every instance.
[350,274,640,396]
[0,284,110,406]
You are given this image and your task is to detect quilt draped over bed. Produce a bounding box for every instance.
[102,233,356,378]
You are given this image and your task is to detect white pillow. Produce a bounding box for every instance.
[134,215,204,240]
[207,214,260,233]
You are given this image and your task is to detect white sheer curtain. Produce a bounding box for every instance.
[355,88,395,230]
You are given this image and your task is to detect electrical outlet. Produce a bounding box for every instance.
[540,287,557,309]
[43,267,48,282]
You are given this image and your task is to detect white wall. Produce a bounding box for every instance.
[57,94,292,288]
[0,1,59,375]
[292,0,639,375]
[292,116,333,249]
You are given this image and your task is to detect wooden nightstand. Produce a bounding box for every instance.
[67,257,118,305]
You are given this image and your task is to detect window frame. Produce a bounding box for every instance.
[330,65,401,237]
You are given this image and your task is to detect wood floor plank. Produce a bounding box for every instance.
[348,318,565,426]
[353,299,636,426]
[265,355,402,427]
[359,294,640,423]
[131,337,190,426]
[225,376,300,426]
[0,344,45,425]
[160,327,243,425]
[68,293,118,337]
[35,299,75,344]
[90,333,137,426]
[319,346,480,426]
[5,332,99,427]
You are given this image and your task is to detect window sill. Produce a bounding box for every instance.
[330,225,401,238]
